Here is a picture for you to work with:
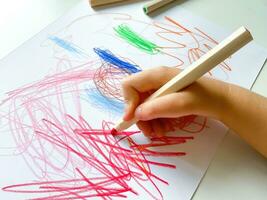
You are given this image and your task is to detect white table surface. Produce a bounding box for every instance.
[0,0,266,199]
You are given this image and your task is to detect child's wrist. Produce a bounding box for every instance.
[207,80,232,122]
[216,82,233,123]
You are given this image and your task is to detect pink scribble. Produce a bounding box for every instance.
[2,115,198,199]
[0,57,207,199]
[0,13,220,200]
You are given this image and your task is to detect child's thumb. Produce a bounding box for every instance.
[134,93,189,121]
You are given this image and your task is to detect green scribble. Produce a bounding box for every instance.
[114,24,160,54]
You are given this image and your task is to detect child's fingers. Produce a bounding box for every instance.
[137,119,171,137]
[151,120,164,137]
[122,86,139,121]
[122,67,180,120]
[134,92,193,121]
[160,118,174,132]
[136,121,152,137]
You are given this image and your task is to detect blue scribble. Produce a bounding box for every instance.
[48,36,85,56]
[84,88,124,115]
[94,48,141,74]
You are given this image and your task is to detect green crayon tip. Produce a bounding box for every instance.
[143,6,148,14]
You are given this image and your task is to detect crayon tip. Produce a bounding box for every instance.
[111,128,118,136]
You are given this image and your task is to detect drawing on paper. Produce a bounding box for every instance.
[0,13,233,200]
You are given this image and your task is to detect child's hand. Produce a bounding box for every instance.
[122,66,267,157]
[122,66,229,137]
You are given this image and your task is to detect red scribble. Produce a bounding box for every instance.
[0,58,207,199]
[0,14,215,199]
[93,60,128,103]
[2,116,189,200]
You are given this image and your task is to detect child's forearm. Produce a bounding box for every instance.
[220,84,267,157]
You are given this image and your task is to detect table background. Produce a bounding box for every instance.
[0,0,266,199]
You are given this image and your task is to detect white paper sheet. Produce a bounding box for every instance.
[0,1,266,200]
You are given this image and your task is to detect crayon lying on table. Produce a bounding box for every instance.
[90,0,134,7]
